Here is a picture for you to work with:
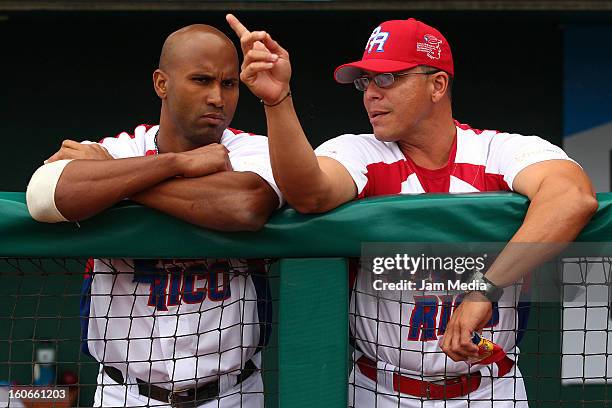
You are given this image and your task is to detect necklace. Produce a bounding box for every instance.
[154,129,160,154]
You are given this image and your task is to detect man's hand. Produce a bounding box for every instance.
[176,143,232,178]
[226,14,291,105]
[45,140,113,163]
[439,292,493,362]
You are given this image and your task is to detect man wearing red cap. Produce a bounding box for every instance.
[227,14,597,407]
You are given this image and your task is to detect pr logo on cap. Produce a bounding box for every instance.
[334,18,454,84]
[365,26,390,53]
[417,34,443,60]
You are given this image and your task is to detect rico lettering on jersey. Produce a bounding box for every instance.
[407,294,500,341]
[132,260,232,311]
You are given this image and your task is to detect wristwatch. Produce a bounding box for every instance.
[468,271,503,302]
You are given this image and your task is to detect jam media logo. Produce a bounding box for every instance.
[365,26,389,53]
[416,34,442,60]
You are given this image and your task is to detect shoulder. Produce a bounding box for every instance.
[315,133,402,170]
[455,120,503,143]
[455,119,543,145]
[220,128,271,161]
[319,133,380,146]
[221,127,268,149]
[97,124,157,144]
[455,121,572,185]
[96,124,158,158]
[455,120,552,161]
[316,133,394,155]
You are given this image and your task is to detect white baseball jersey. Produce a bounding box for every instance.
[315,120,574,378]
[80,124,281,390]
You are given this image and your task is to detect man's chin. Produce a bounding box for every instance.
[372,130,399,143]
[190,127,226,146]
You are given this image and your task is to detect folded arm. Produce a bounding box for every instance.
[52,154,189,221]
[26,140,279,231]
[131,171,278,231]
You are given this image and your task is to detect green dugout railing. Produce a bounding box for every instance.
[1,192,612,407]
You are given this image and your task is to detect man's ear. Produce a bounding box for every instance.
[153,69,168,99]
[430,72,449,103]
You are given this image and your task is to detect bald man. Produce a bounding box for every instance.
[26,25,282,407]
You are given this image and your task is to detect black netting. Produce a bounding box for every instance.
[3,255,612,407]
[348,256,612,407]
[0,257,279,408]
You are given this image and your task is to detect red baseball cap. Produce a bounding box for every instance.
[334,18,454,83]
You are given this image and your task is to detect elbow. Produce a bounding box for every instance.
[274,178,321,214]
[285,193,330,215]
[231,204,271,232]
[579,191,599,220]
[291,200,328,214]
[238,212,268,232]
[566,187,598,223]
[225,185,277,232]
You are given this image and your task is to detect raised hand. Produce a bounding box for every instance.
[226,14,291,105]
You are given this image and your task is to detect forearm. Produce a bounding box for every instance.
[54,154,182,221]
[441,179,597,361]
[131,171,278,231]
[265,100,333,211]
[484,180,597,287]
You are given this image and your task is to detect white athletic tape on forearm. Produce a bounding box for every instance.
[26,159,73,223]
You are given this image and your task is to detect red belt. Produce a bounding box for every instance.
[356,355,514,400]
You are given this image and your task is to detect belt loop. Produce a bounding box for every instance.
[123,369,138,396]
[377,361,393,390]
[218,372,231,396]
[460,373,469,395]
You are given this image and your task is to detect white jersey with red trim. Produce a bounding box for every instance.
[315,121,574,378]
[89,124,283,203]
[81,125,280,390]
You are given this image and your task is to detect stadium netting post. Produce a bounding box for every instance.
[1,191,612,407]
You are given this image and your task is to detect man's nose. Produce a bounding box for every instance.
[206,83,224,107]
[364,81,383,101]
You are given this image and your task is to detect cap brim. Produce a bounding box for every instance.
[334,60,420,83]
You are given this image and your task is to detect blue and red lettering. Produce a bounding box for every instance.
[407,294,500,341]
[437,295,454,335]
[408,295,439,341]
[133,260,232,310]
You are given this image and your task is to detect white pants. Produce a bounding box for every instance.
[93,365,263,408]
[349,362,529,408]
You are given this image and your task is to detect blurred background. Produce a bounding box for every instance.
[0,1,610,193]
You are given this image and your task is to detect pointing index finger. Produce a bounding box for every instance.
[226,14,250,38]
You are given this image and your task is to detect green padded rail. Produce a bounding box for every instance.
[2,192,612,407]
[1,192,612,258]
